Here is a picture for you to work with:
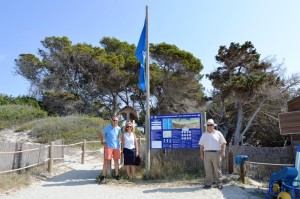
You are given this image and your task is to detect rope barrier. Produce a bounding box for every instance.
[245,161,294,167]
[0,159,49,174]
[0,145,50,154]
[54,142,82,147]
[86,141,100,144]
[0,148,40,154]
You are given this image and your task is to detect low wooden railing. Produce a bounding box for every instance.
[238,161,294,183]
[0,146,50,174]
[0,139,101,174]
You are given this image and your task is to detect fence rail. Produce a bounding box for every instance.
[0,147,45,154]
[246,161,294,167]
[0,139,101,174]
[244,160,294,181]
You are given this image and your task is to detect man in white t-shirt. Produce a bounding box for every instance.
[199,119,226,189]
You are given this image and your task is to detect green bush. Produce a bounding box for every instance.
[0,105,47,130]
[0,95,41,108]
[17,115,109,144]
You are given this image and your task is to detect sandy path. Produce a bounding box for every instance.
[1,156,266,199]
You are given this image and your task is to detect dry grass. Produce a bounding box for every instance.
[0,172,34,195]
[0,161,67,195]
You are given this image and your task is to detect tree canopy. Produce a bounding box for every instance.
[15,36,206,121]
[150,43,205,114]
[207,41,300,146]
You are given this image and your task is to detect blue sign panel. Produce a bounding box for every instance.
[150,113,202,149]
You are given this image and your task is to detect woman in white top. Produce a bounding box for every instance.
[121,121,139,180]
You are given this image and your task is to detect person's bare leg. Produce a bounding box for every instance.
[102,159,109,176]
[126,165,131,179]
[131,166,136,180]
[113,159,119,176]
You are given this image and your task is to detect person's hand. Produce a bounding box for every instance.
[200,153,204,160]
[220,151,225,159]
[136,152,139,157]
[102,141,106,147]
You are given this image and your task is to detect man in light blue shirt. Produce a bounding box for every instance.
[99,116,121,183]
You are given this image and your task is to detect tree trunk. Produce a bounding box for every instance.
[233,100,243,145]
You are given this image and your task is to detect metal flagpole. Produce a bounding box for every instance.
[145,5,151,177]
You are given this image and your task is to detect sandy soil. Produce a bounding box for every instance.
[0,129,33,143]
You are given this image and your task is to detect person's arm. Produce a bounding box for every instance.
[200,145,204,160]
[121,135,124,153]
[135,135,139,156]
[99,132,106,147]
[220,143,226,159]
[118,129,122,144]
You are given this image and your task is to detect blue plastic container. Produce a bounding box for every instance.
[235,155,249,165]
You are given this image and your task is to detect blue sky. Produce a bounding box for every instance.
[1,0,299,97]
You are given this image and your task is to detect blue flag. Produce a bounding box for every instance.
[135,19,146,92]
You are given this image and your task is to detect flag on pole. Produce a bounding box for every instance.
[135,19,147,92]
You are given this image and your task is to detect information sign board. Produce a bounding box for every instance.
[150,113,202,149]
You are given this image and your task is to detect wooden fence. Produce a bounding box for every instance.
[0,138,146,174]
[0,139,296,182]
[0,139,101,174]
[149,145,296,181]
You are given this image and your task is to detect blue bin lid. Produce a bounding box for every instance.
[235,155,249,165]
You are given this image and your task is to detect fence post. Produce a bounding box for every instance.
[228,151,233,174]
[48,141,54,173]
[138,138,143,164]
[82,139,86,164]
[138,137,141,150]
[240,161,246,184]
[120,139,123,166]
[235,155,249,184]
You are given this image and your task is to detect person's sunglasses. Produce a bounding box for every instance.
[113,120,118,121]
[126,126,132,128]
[207,124,214,127]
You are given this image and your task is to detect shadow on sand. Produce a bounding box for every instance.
[42,168,101,187]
